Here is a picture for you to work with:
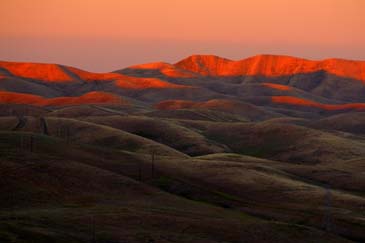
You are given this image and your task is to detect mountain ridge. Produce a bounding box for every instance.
[1,55,365,112]
[174,54,365,81]
[0,54,365,82]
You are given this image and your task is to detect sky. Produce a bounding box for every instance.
[0,0,364,72]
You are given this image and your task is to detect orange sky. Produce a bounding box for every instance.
[1,0,364,71]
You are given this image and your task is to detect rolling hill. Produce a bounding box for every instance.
[0,54,365,242]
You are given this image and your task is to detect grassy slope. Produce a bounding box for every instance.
[18,117,188,157]
[46,105,114,118]
[0,105,364,242]
[146,154,365,241]
[81,115,229,156]
[143,108,248,122]
[175,119,365,163]
[0,132,349,243]
[311,112,365,134]
[0,104,48,117]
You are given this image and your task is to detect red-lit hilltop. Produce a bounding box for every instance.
[0,60,193,107]
[123,54,365,114]
[175,54,365,81]
[1,54,365,114]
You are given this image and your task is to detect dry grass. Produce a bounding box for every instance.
[0,103,364,241]
[82,115,229,156]
[0,132,350,243]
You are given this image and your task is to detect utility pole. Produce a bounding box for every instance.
[322,186,333,233]
[63,126,70,144]
[10,190,15,221]
[59,126,70,144]
[151,149,155,178]
[19,135,23,152]
[91,216,96,243]
[29,135,34,153]
[138,161,142,181]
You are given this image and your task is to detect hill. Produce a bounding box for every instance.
[1,55,365,241]
[175,54,365,81]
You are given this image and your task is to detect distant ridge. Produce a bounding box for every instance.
[0,61,192,89]
[1,55,365,111]
[174,54,365,81]
[0,61,74,82]
[2,54,365,82]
